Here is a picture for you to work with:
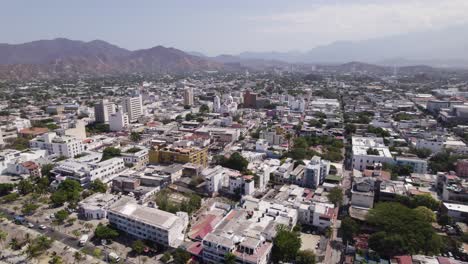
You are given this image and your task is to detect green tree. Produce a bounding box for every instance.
[18,179,34,195]
[49,255,64,264]
[296,250,316,264]
[73,251,84,263]
[367,202,442,257]
[327,187,343,206]
[172,248,191,264]
[341,217,359,244]
[200,104,210,113]
[0,229,7,249]
[130,132,142,142]
[89,179,107,193]
[225,252,236,264]
[51,179,82,206]
[161,252,171,263]
[94,223,119,240]
[220,152,249,172]
[35,176,50,195]
[414,206,436,222]
[54,210,69,224]
[132,240,146,264]
[0,183,14,196]
[41,164,55,179]
[271,225,301,263]
[101,147,121,161]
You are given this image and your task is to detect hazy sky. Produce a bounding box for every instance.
[2,0,468,55]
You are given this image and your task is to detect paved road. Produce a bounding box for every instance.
[0,207,135,263]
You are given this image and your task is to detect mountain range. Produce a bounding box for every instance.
[1,24,467,80]
[0,38,221,80]
[235,24,468,68]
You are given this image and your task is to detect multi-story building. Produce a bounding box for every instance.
[121,147,149,169]
[395,157,428,174]
[109,107,129,132]
[351,177,376,209]
[30,132,84,158]
[304,156,330,188]
[243,90,258,108]
[184,86,194,106]
[78,193,120,220]
[352,136,393,171]
[123,93,143,123]
[94,99,115,124]
[52,157,125,185]
[149,145,208,167]
[108,201,188,248]
[456,159,468,178]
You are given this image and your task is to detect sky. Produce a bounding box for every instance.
[1,0,468,56]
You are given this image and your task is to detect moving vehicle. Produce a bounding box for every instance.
[78,234,89,246]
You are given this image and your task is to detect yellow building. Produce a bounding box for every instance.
[149,145,208,167]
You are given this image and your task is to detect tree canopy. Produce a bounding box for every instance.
[218,152,249,172]
[271,225,302,263]
[367,202,442,257]
[50,179,83,206]
[94,223,119,240]
[101,147,121,161]
[327,187,343,206]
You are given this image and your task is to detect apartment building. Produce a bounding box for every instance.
[30,132,84,158]
[108,201,188,248]
[52,157,125,185]
[352,136,393,171]
[149,145,208,167]
[123,94,143,123]
[94,99,116,124]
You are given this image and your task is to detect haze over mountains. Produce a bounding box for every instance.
[235,24,468,68]
[0,24,467,80]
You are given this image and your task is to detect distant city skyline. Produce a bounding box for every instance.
[2,0,468,55]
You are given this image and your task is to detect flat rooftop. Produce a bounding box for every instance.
[110,203,181,229]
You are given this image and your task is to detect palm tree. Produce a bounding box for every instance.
[0,230,7,249]
[225,252,236,264]
[73,251,84,263]
[24,244,39,263]
[9,237,19,250]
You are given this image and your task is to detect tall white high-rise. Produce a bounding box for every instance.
[123,93,143,123]
[94,99,116,124]
[109,107,129,132]
[184,86,194,106]
[213,95,221,113]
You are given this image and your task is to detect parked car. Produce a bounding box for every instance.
[27,223,34,228]
[39,224,47,230]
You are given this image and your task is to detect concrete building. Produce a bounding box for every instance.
[30,132,84,158]
[304,156,330,188]
[56,119,87,140]
[149,145,208,167]
[78,193,120,220]
[123,94,143,123]
[352,136,393,171]
[243,90,258,108]
[108,201,188,248]
[52,157,125,185]
[94,99,115,124]
[456,159,468,178]
[109,107,129,132]
[213,95,221,113]
[351,177,376,209]
[184,86,194,106]
[395,157,428,174]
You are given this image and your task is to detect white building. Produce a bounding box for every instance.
[0,149,47,175]
[52,157,125,185]
[108,201,188,248]
[109,108,129,132]
[352,136,393,171]
[304,156,330,188]
[30,132,84,158]
[203,166,241,195]
[94,99,115,124]
[123,94,143,123]
[78,193,120,220]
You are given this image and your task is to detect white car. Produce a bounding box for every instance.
[39,224,47,230]
[27,223,34,228]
